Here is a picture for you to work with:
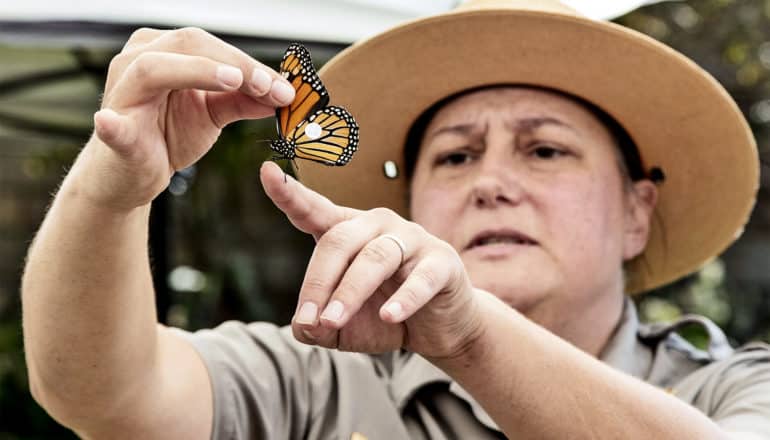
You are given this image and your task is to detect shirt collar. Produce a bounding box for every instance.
[598,297,654,379]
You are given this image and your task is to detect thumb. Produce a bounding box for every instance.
[260,161,359,239]
[93,108,139,156]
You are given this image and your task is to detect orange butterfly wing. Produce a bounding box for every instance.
[276,44,329,139]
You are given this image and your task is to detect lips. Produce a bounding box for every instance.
[465,229,538,250]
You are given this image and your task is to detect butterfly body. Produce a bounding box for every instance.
[270,44,359,166]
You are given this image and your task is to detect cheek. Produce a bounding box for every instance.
[546,174,626,260]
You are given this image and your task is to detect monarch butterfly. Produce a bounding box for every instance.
[269,43,359,167]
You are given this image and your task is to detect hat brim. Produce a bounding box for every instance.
[297,7,758,294]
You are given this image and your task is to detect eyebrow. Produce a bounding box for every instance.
[426,116,576,142]
[510,116,577,133]
[426,123,480,142]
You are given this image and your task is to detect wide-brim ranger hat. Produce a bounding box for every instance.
[297,0,759,294]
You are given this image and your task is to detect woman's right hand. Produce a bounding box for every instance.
[72,27,295,212]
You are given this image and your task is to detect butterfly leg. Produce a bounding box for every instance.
[282,159,301,184]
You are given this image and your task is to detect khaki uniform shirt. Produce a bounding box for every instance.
[175,299,770,439]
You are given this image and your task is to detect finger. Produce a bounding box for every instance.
[93,108,139,156]
[145,27,294,105]
[291,215,380,327]
[291,314,340,349]
[260,161,360,239]
[318,233,410,329]
[380,253,453,323]
[107,52,245,108]
[205,90,277,128]
[104,28,169,94]
[292,209,413,330]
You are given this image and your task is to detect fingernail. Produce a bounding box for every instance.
[251,68,272,94]
[321,300,344,323]
[216,65,243,89]
[296,302,318,325]
[384,302,403,321]
[271,80,295,105]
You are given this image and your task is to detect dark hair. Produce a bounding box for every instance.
[403,85,662,184]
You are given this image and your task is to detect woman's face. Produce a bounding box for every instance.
[409,87,656,323]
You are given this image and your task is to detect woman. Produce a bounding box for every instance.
[21,0,769,439]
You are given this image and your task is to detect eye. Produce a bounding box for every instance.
[531,143,566,159]
[436,151,474,166]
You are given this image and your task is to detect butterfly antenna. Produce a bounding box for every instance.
[245,126,273,144]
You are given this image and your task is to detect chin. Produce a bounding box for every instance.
[461,249,566,312]
[468,267,556,315]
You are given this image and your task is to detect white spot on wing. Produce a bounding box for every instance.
[305,122,323,139]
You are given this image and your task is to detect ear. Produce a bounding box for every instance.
[622,180,658,261]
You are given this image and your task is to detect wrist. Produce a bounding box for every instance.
[61,137,157,214]
[424,287,497,370]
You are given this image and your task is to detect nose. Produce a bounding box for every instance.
[471,154,523,209]
[472,175,509,208]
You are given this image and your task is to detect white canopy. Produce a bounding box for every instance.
[0,0,680,144]
[2,0,678,44]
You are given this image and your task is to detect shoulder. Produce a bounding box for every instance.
[673,341,770,403]
[676,342,770,436]
[638,314,770,431]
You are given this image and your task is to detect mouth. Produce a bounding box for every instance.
[465,229,538,250]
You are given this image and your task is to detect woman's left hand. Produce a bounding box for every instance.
[260,161,485,360]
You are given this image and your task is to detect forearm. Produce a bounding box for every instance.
[433,290,727,440]
[21,145,159,426]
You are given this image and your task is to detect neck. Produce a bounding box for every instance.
[573,292,626,357]
[525,288,626,357]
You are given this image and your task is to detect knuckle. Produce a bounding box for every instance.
[413,267,441,292]
[336,278,364,299]
[369,207,396,220]
[302,275,333,294]
[109,51,129,66]
[319,228,349,253]
[128,27,156,43]
[107,52,133,75]
[129,53,159,80]
[398,285,422,309]
[360,242,391,266]
[169,27,206,49]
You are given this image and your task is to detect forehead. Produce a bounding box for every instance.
[424,86,613,139]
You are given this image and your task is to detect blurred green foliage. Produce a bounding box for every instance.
[2,0,770,437]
